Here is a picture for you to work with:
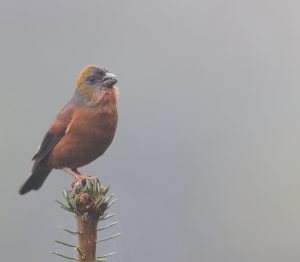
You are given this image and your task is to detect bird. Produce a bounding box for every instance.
[19,65,118,195]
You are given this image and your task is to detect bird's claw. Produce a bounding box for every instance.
[62,167,97,187]
[75,174,97,181]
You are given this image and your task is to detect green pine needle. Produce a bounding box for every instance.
[55,200,75,213]
[75,246,86,259]
[98,213,115,221]
[97,232,121,243]
[68,197,77,210]
[51,251,77,260]
[59,226,82,236]
[55,240,76,248]
[107,198,117,209]
[97,222,118,231]
[97,251,118,258]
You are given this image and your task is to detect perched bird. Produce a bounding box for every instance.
[19,65,118,195]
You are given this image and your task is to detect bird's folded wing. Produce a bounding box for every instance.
[32,103,75,165]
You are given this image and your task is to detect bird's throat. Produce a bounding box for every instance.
[75,85,118,108]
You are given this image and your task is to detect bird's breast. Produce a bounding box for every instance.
[47,90,118,169]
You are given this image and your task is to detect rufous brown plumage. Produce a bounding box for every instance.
[19,65,118,195]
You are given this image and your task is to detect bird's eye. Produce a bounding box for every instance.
[87,76,96,84]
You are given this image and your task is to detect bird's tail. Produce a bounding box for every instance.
[19,165,52,195]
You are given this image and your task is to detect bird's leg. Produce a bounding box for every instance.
[62,167,97,181]
[78,172,98,181]
[62,168,83,189]
[71,168,98,181]
[62,167,82,180]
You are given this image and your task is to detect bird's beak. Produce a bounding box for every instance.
[100,72,118,88]
[105,72,117,79]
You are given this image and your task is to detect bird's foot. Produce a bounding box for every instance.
[62,167,97,182]
[62,167,82,180]
[78,174,98,181]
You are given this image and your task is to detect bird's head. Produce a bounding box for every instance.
[76,65,118,100]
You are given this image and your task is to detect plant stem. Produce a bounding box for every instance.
[53,179,118,262]
[77,216,98,262]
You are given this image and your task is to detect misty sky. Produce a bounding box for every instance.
[1,1,300,262]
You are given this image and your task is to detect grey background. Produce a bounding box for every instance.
[0,0,300,261]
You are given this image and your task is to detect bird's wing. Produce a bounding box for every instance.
[32,103,75,165]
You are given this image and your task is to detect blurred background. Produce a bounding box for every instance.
[1,0,300,261]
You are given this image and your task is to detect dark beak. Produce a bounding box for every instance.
[100,72,118,88]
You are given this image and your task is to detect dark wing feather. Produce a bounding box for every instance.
[32,102,75,166]
[32,132,65,162]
